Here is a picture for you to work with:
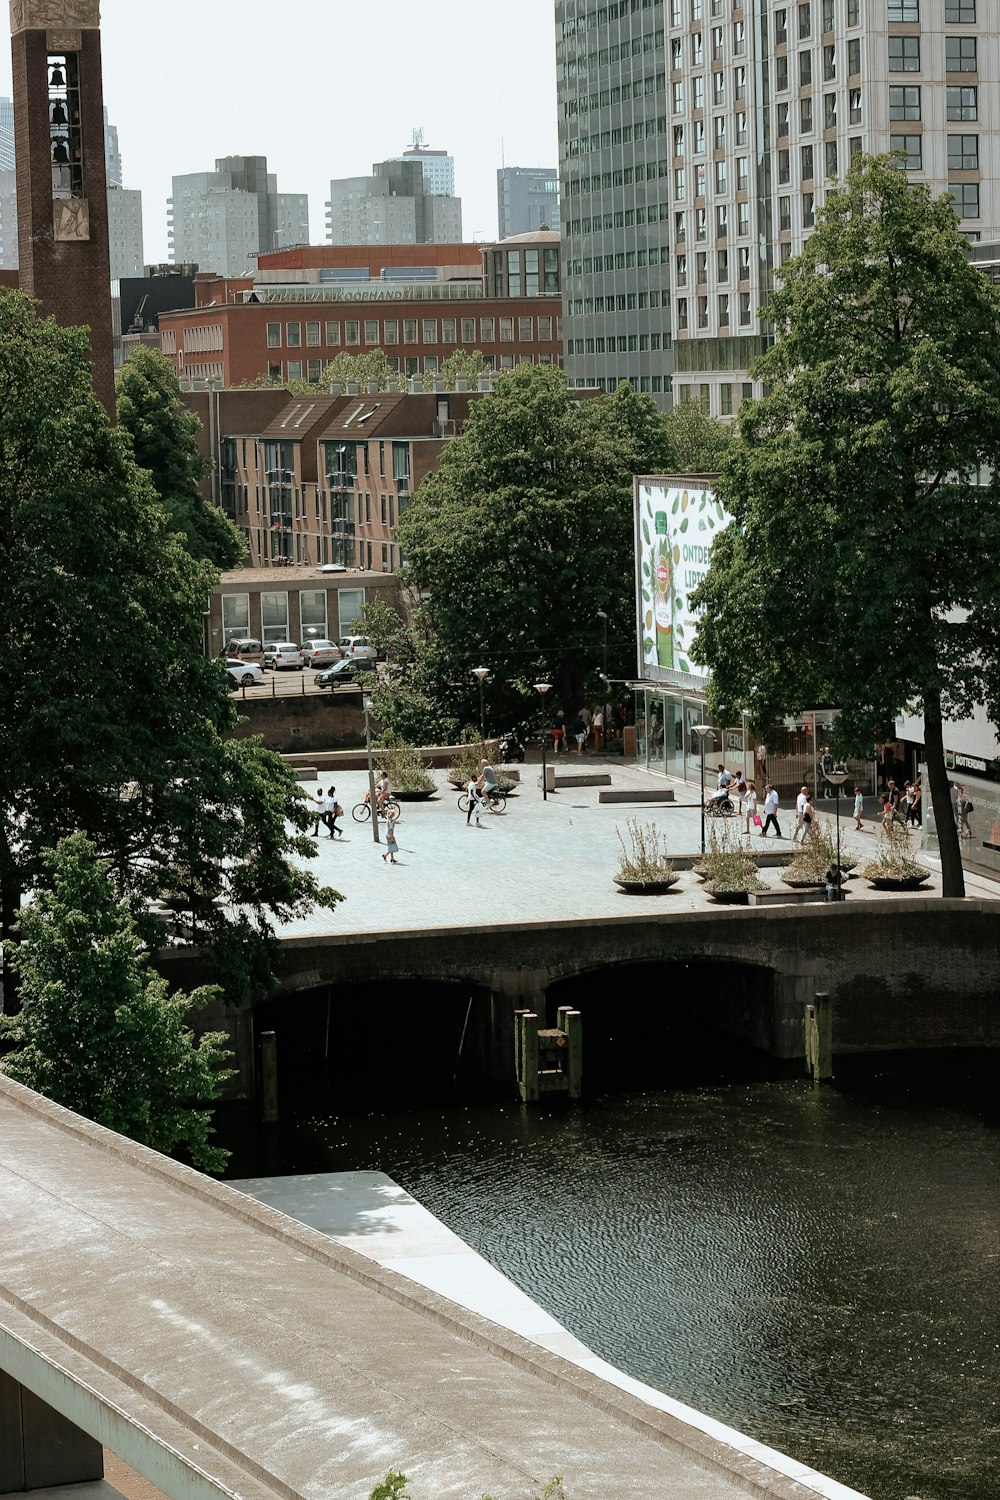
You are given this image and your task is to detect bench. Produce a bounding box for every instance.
[554,772,613,788]
[291,766,318,783]
[599,788,675,804]
[748,887,841,906]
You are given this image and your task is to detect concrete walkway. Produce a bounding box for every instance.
[286,762,990,939]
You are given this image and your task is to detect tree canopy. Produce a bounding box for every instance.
[0,290,340,997]
[663,397,733,473]
[116,347,246,568]
[692,155,1000,896]
[391,366,674,730]
[1,835,233,1172]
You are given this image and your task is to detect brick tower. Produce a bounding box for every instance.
[9,1,115,415]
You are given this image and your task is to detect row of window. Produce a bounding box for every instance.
[563,163,670,194]
[560,28,664,67]
[671,23,746,68]
[568,332,666,352]
[677,246,754,283]
[269,354,560,383]
[565,289,664,311]
[672,69,747,112]
[560,1,661,37]
[566,118,668,155]
[572,373,668,394]
[565,202,672,237]
[565,246,670,272]
[890,84,978,120]
[265,316,559,350]
[675,200,754,241]
[889,36,977,72]
[889,0,975,19]
[773,0,861,41]
[563,72,666,117]
[676,157,751,196]
[891,133,979,171]
[221,588,365,646]
[774,91,860,136]
[774,40,861,90]
[674,116,750,155]
[676,293,755,331]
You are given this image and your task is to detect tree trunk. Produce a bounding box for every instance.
[2,877,22,1015]
[923,693,965,899]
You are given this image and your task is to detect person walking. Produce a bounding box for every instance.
[311,787,326,837]
[792,786,809,844]
[744,781,758,836]
[553,709,566,755]
[592,705,604,752]
[761,785,782,839]
[326,787,343,839]
[801,790,816,841]
[852,785,864,831]
[572,712,588,754]
[382,806,400,863]
[466,775,484,826]
[909,779,922,827]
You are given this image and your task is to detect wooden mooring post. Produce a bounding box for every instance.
[804,992,833,1082]
[515,1007,582,1103]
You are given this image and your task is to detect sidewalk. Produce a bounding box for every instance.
[283,764,985,940]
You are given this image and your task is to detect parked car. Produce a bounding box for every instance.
[225,658,264,687]
[314,657,376,689]
[299,637,341,665]
[337,634,377,661]
[226,637,265,665]
[263,641,305,670]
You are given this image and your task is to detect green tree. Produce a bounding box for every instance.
[396,367,671,726]
[1,835,233,1172]
[663,397,733,473]
[692,156,1000,897]
[116,347,246,568]
[421,349,493,390]
[0,290,340,993]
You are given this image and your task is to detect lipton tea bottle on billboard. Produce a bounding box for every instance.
[653,511,674,668]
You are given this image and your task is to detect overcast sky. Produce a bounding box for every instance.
[0,0,559,262]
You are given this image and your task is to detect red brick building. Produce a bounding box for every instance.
[156,235,563,387]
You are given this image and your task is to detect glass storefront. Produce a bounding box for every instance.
[634,686,876,799]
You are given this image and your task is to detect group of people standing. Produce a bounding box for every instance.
[311,787,343,839]
[879,778,922,830]
[553,703,624,754]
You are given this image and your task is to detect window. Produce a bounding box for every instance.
[221,593,250,644]
[694,118,707,152]
[733,20,746,54]
[950,181,980,217]
[260,591,289,645]
[849,135,863,161]
[285,322,301,348]
[266,323,281,348]
[776,54,789,90]
[736,110,748,145]
[714,115,726,149]
[848,0,860,17]
[803,192,815,228]
[801,143,814,179]
[325,320,340,346]
[696,251,708,283]
[778,149,790,184]
[306,321,321,347]
[307,359,322,382]
[798,1,811,37]
[825,139,838,175]
[779,195,791,230]
[945,0,975,16]
[676,210,687,241]
[850,88,862,123]
[946,36,977,71]
[737,156,749,190]
[947,86,977,120]
[518,317,533,341]
[671,37,682,68]
[718,294,730,326]
[694,75,706,108]
[421,320,437,344]
[364,320,378,345]
[299,590,327,644]
[717,248,729,281]
[848,38,861,74]
[461,317,475,342]
[692,30,703,65]
[676,254,688,286]
[537,315,552,340]
[738,200,750,234]
[674,124,686,156]
[775,7,787,43]
[480,317,495,343]
[889,85,921,120]
[337,588,365,635]
[891,133,922,169]
[676,297,689,330]
[674,166,686,197]
[713,70,725,105]
[799,50,812,86]
[715,159,727,192]
[383,320,398,345]
[442,318,457,343]
[696,207,708,240]
[403,318,418,343]
[948,133,979,169]
[823,44,836,81]
[286,361,302,382]
[739,292,752,325]
[717,202,729,238]
[673,80,684,112]
[776,102,789,138]
[500,317,514,341]
[888,0,918,15]
[738,245,751,277]
[697,295,709,328]
[824,92,837,127]
[734,65,746,99]
[345,320,360,345]
[800,95,813,131]
[888,37,919,71]
[822,0,834,28]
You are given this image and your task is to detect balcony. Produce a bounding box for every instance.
[327,472,356,490]
[433,419,456,438]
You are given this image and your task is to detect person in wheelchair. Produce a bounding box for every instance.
[705,785,734,815]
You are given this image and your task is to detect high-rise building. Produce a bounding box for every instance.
[168,156,309,276]
[386,131,456,197]
[554,1,673,405]
[326,157,463,245]
[497,167,561,239]
[664,0,1000,418]
[0,93,142,277]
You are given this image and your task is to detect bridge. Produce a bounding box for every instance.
[0,1075,869,1500]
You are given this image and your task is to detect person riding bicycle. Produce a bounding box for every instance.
[375,770,391,814]
[477,760,501,809]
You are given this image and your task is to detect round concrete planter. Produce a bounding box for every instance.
[614,875,680,895]
[707,889,753,904]
[392,789,437,802]
[867,874,931,890]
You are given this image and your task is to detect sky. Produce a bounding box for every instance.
[0,0,560,262]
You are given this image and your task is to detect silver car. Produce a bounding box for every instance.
[264,642,305,670]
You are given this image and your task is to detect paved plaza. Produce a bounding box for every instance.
[284,760,994,940]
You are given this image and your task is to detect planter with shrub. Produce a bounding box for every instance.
[613,818,679,894]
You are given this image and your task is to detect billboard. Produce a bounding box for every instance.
[635,476,731,681]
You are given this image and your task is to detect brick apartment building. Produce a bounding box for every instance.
[155,235,563,387]
[183,385,495,572]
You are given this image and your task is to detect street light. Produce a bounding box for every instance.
[534,681,552,801]
[363,694,380,845]
[825,767,851,900]
[691,723,716,855]
[596,609,608,684]
[472,666,490,742]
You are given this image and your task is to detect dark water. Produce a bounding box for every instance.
[222,1053,999,1500]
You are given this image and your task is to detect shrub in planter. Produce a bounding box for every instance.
[782,819,859,886]
[860,820,931,888]
[375,737,436,795]
[614,818,679,892]
[700,820,766,898]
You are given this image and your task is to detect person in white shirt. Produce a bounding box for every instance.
[466,776,484,826]
[792,785,809,844]
[744,782,758,836]
[761,785,783,839]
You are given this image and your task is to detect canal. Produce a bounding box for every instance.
[221,1005,999,1500]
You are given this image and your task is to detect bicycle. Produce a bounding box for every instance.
[457,790,506,814]
[352,796,401,824]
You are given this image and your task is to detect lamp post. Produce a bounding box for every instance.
[596,609,608,683]
[472,666,490,742]
[363,694,380,845]
[825,768,850,899]
[691,723,715,855]
[534,681,552,801]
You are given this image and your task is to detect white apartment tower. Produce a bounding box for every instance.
[667,0,1000,416]
[168,157,309,276]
